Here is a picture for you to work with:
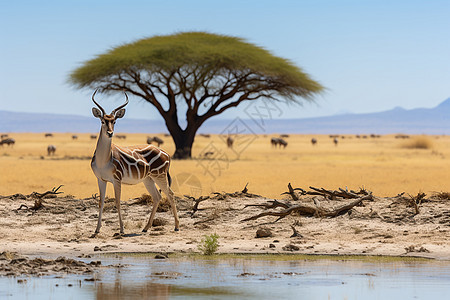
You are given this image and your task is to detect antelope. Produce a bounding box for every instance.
[333,137,339,146]
[311,138,317,146]
[226,136,234,149]
[47,145,56,156]
[147,136,164,147]
[90,90,179,236]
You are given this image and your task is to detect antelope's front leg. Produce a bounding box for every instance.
[113,180,124,234]
[94,179,107,235]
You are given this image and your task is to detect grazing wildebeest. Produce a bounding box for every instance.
[311,138,317,146]
[116,134,126,139]
[47,145,56,156]
[0,138,15,147]
[280,134,289,138]
[45,133,53,138]
[271,137,288,148]
[147,136,164,147]
[226,136,234,148]
[1,134,8,139]
[203,151,214,158]
[270,137,278,147]
[395,134,410,139]
[333,137,339,146]
[72,135,78,140]
[90,134,97,140]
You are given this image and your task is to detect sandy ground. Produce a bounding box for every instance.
[1,186,450,265]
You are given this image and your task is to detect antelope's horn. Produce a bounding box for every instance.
[111,92,129,115]
[92,89,106,116]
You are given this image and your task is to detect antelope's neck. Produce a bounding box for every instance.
[93,128,113,167]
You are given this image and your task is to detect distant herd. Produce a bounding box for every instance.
[0,133,409,157]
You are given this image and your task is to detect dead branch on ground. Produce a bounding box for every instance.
[244,200,289,210]
[185,195,210,217]
[280,184,370,201]
[212,183,260,200]
[12,185,64,211]
[290,224,302,238]
[243,188,373,223]
[280,183,305,200]
[29,185,64,200]
[408,192,426,215]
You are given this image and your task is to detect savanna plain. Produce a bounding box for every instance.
[2,133,449,198]
[1,132,450,269]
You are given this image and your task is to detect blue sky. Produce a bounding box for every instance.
[1,0,449,122]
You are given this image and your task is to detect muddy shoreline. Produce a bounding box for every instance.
[1,187,450,275]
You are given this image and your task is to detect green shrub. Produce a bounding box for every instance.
[198,233,220,255]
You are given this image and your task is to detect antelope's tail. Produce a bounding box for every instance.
[167,171,172,187]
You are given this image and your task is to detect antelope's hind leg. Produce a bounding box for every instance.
[153,175,180,231]
[142,177,162,232]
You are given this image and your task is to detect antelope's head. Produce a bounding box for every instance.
[91,89,129,138]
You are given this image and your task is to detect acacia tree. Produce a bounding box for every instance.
[69,32,323,159]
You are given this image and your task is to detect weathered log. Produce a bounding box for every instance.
[242,193,373,222]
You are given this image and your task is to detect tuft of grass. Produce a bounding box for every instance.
[352,227,363,234]
[432,191,450,200]
[400,136,433,149]
[198,233,220,255]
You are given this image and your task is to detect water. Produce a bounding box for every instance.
[1,255,450,299]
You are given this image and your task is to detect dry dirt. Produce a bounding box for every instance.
[1,185,450,268]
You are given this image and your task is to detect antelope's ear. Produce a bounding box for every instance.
[115,108,126,119]
[92,107,103,118]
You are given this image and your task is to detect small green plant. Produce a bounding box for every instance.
[198,233,220,255]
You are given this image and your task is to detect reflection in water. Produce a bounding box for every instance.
[2,257,450,299]
[95,281,170,300]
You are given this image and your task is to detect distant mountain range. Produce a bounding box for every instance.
[1,98,449,135]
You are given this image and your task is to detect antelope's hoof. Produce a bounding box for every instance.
[90,233,98,239]
[174,228,179,232]
[142,229,148,233]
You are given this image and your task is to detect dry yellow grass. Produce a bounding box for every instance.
[1,133,449,200]
[400,135,434,149]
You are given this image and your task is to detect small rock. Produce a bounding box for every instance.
[237,272,256,277]
[269,244,276,248]
[93,246,102,252]
[154,253,168,259]
[153,218,167,227]
[282,244,300,251]
[256,227,272,238]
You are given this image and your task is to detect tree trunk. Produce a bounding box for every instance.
[172,130,196,159]
[165,117,199,159]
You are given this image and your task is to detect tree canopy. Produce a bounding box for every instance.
[69,32,324,158]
